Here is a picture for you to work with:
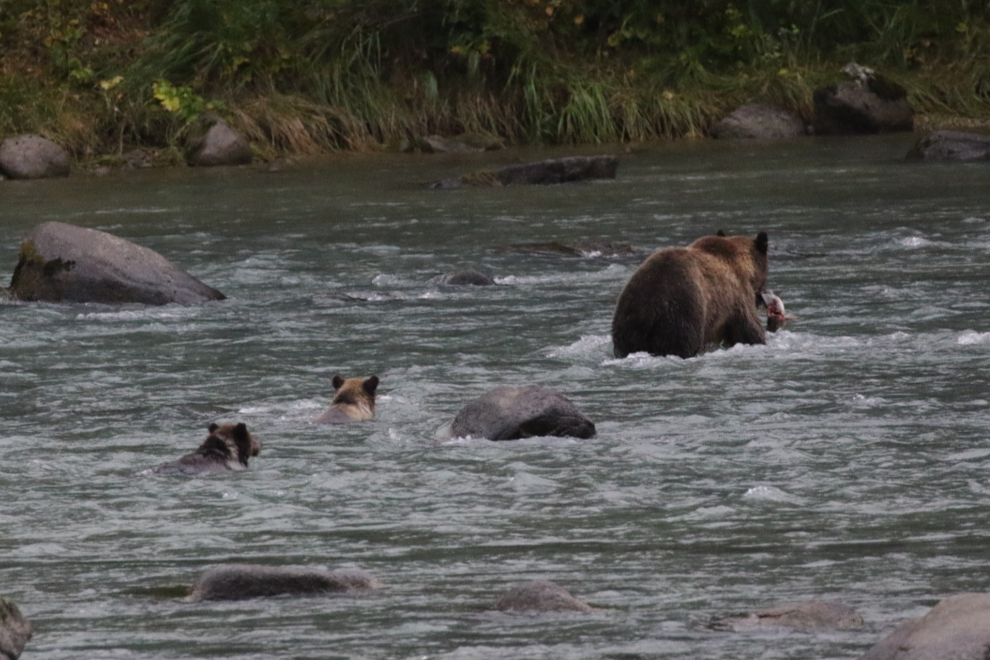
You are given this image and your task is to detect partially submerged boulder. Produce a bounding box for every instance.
[189,564,381,601]
[0,134,70,180]
[185,113,252,167]
[906,130,990,162]
[860,593,990,660]
[712,104,806,140]
[430,155,618,189]
[428,269,497,286]
[9,221,226,305]
[510,240,637,258]
[495,580,594,613]
[813,66,913,135]
[450,385,596,441]
[714,600,863,632]
[0,596,32,660]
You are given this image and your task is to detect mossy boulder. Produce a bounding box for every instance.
[9,222,226,305]
[712,104,806,140]
[450,385,596,441]
[813,76,914,135]
[184,113,253,167]
[189,564,381,601]
[0,597,32,660]
[0,135,70,180]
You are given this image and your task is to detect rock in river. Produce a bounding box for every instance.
[9,222,226,305]
[714,600,863,631]
[430,155,618,188]
[906,130,990,162]
[189,564,381,601]
[450,385,596,441]
[0,596,32,660]
[859,593,990,660]
[495,580,595,613]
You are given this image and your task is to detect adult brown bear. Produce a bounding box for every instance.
[611,231,769,358]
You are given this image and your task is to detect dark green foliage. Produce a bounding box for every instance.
[1,0,989,153]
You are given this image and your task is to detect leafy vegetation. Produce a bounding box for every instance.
[1,0,989,159]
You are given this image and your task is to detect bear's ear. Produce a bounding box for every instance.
[716,229,726,237]
[233,422,249,440]
[755,231,768,255]
[332,375,345,390]
[208,423,219,434]
[363,375,379,395]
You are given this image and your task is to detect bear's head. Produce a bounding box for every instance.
[330,375,379,408]
[702,230,768,304]
[208,422,262,463]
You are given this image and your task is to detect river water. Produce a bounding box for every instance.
[1,135,989,659]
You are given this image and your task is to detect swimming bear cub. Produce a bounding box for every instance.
[154,422,262,475]
[311,375,379,424]
[611,231,769,358]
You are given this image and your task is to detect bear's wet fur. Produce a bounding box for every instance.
[154,422,262,475]
[611,231,769,359]
[311,375,379,424]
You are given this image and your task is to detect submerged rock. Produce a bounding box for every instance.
[510,240,637,258]
[189,564,381,601]
[185,113,252,167]
[0,596,32,660]
[430,155,618,189]
[714,600,863,632]
[450,385,596,441]
[906,130,990,162]
[813,72,913,135]
[0,134,70,180]
[428,269,497,286]
[495,580,594,613]
[9,221,226,305]
[712,104,806,140]
[860,593,990,660]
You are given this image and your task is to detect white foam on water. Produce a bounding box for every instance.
[958,330,990,345]
[743,485,806,505]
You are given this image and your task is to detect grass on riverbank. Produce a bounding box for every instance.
[2,0,990,164]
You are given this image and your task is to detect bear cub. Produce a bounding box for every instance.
[311,375,379,424]
[612,231,769,359]
[154,422,262,475]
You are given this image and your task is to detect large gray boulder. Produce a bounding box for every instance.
[495,580,594,613]
[450,385,596,441]
[813,76,914,135]
[714,600,863,631]
[712,104,806,140]
[430,155,617,189]
[860,593,990,660]
[185,113,252,167]
[0,134,70,179]
[906,130,990,162]
[189,564,381,601]
[0,597,32,660]
[9,221,226,305]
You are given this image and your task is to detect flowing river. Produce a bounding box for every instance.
[1,134,989,659]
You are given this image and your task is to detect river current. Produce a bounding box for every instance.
[1,134,989,659]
